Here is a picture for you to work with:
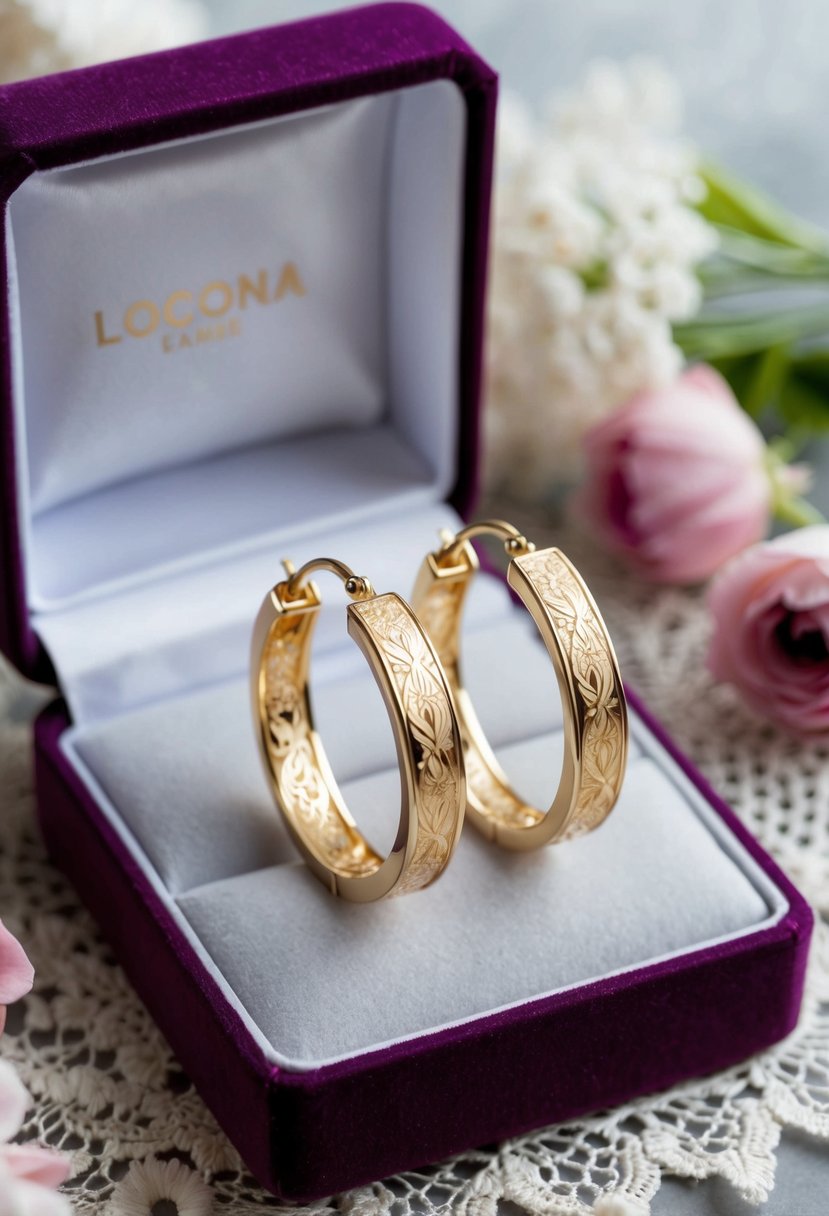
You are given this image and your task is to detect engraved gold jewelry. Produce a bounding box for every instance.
[251,557,466,900]
[411,521,628,850]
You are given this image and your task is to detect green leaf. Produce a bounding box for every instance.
[743,343,790,417]
[706,352,764,412]
[705,345,790,421]
[699,160,828,252]
[700,226,829,288]
[778,364,829,432]
[674,303,829,360]
[791,348,829,383]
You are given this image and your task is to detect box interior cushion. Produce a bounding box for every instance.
[6,79,465,613]
[69,609,627,893]
[60,560,783,1069]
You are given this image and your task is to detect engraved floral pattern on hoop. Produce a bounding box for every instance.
[417,578,468,665]
[261,594,461,892]
[261,617,353,861]
[354,596,462,894]
[518,548,627,836]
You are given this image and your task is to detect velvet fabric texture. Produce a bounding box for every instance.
[34,691,813,1201]
[0,2,495,680]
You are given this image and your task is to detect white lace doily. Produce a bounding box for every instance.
[1,521,827,1215]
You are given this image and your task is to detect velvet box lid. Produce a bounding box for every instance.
[0,3,814,1205]
[0,0,494,688]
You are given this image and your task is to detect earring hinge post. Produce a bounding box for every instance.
[435,519,535,566]
[280,557,375,602]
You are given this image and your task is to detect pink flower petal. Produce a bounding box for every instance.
[580,365,772,584]
[0,921,33,1005]
[2,1143,72,1187]
[680,362,736,401]
[707,527,829,733]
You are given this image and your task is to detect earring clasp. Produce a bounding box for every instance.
[433,519,535,571]
[277,557,375,607]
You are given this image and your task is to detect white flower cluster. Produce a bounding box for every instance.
[0,0,207,85]
[486,59,717,498]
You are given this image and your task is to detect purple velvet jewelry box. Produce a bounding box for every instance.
[0,3,813,1202]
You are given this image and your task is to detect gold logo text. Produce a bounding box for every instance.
[94,262,306,352]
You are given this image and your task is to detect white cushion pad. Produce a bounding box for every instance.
[63,602,777,1068]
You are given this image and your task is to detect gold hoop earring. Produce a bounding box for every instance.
[251,558,466,900]
[411,521,628,850]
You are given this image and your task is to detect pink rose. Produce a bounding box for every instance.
[708,526,829,732]
[0,919,34,1036]
[579,365,772,583]
[0,1060,71,1213]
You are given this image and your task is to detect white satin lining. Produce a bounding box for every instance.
[5,81,466,720]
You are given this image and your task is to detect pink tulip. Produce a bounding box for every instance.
[579,365,773,583]
[0,1061,71,1213]
[708,526,829,733]
[0,919,34,1036]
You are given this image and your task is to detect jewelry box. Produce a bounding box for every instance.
[0,4,812,1200]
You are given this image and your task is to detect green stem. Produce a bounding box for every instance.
[765,442,826,527]
[774,495,826,528]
